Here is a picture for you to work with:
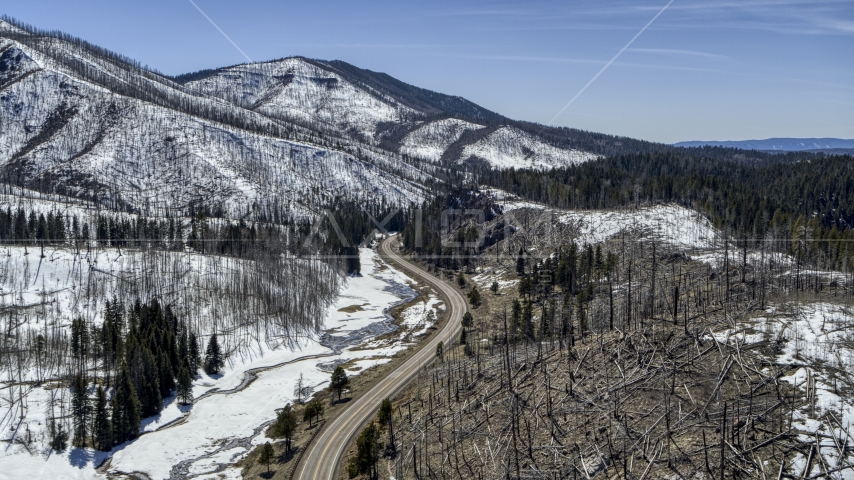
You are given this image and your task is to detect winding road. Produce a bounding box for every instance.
[293,235,466,480]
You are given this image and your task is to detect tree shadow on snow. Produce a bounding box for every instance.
[138,394,191,431]
[67,446,112,469]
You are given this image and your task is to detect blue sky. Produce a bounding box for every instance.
[4,0,852,143]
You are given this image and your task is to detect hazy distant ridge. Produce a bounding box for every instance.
[675,138,854,151]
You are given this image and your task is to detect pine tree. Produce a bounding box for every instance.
[176,364,193,405]
[158,352,175,398]
[137,349,163,417]
[204,333,224,375]
[188,331,201,374]
[92,385,112,451]
[522,300,534,340]
[303,400,319,427]
[330,366,350,403]
[273,403,297,452]
[258,441,275,474]
[178,324,189,369]
[70,317,90,374]
[490,280,499,295]
[462,311,473,327]
[353,422,380,479]
[467,285,482,308]
[112,363,141,445]
[71,374,90,448]
[378,398,395,455]
[511,299,522,340]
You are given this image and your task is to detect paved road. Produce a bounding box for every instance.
[293,236,466,480]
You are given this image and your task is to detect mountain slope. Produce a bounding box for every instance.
[181,57,417,141]
[459,125,600,169]
[174,56,604,169]
[399,118,485,162]
[0,20,434,218]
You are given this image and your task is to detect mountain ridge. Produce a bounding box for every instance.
[675,137,854,151]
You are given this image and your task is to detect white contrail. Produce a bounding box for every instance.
[187,0,254,63]
[547,0,675,125]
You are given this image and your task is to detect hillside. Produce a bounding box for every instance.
[0,21,437,219]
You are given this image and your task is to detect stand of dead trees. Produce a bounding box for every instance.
[376,233,854,479]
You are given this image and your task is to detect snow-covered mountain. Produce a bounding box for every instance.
[399,118,483,162]
[0,22,435,218]
[182,58,416,141]
[0,17,603,219]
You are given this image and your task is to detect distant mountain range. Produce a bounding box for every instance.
[675,138,854,152]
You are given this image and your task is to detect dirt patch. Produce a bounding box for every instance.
[338,303,368,313]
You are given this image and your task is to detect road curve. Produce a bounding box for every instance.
[293,235,466,480]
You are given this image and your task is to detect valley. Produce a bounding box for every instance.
[0,11,853,480]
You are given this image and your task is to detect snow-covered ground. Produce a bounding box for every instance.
[399,118,483,162]
[488,188,718,250]
[461,126,600,170]
[556,205,718,250]
[719,303,854,478]
[184,58,413,140]
[0,246,442,480]
[470,270,519,292]
[0,245,338,382]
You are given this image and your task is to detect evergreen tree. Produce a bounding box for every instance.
[467,285,482,308]
[377,398,395,455]
[203,333,224,375]
[490,280,499,295]
[176,364,193,405]
[461,311,473,327]
[92,385,112,451]
[303,400,324,427]
[70,317,89,374]
[457,271,466,288]
[330,366,350,403]
[353,422,380,479]
[135,349,163,417]
[159,352,175,398]
[71,374,90,448]
[112,363,141,445]
[258,441,275,474]
[522,300,534,340]
[188,331,201,374]
[510,299,523,340]
[178,324,189,369]
[273,403,297,452]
